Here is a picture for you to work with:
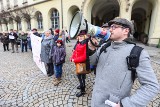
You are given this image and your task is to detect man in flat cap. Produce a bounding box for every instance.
[89,17,159,107]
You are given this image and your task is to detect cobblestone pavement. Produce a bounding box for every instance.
[0,41,160,107]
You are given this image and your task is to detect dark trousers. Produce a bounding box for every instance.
[66,37,70,43]
[54,64,63,78]
[47,63,54,75]
[21,43,28,52]
[3,43,9,51]
[11,42,18,52]
[77,74,86,92]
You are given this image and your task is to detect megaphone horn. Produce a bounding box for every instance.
[69,11,110,42]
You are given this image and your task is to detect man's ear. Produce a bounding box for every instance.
[124,28,130,35]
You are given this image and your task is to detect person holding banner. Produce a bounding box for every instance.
[40,30,54,77]
[8,29,19,53]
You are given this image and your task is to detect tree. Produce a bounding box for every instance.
[0,5,37,31]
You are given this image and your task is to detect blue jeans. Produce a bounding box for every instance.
[54,64,63,78]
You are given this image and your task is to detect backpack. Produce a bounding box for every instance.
[99,41,143,83]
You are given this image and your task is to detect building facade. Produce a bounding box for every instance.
[0,0,160,46]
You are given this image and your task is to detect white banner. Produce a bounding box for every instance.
[30,33,47,75]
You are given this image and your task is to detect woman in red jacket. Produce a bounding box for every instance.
[70,30,90,97]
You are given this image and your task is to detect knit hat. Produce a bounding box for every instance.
[55,29,60,34]
[56,39,63,45]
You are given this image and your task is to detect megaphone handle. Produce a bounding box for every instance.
[89,36,100,47]
[84,19,88,33]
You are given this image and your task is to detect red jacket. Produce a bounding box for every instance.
[71,42,87,63]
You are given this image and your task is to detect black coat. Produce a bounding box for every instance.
[1,35,9,44]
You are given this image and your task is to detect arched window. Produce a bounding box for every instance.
[50,9,59,29]
[18,21,22,30]
[37,12,43,29]
[27,21,31,30]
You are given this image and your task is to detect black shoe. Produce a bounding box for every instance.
[76,91,85,97]
[77,85,81,89]
[47,73,53,77]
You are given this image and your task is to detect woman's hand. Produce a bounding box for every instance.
[71,59,74,62]
[88,37,98,50]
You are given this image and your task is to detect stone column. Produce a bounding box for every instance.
[119,0,132,20]
[147,1,160,46]
[2,24,7,32]
[43,12,49,31]
[0,25,2,32]
[8,23,14,32]
[21,19,27,32]
[13,21,18,30]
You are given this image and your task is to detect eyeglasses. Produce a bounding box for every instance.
[110,24,125,30]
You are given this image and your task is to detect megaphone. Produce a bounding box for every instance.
[69,11,110,42]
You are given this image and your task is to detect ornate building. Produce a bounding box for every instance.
[0,0,160,46]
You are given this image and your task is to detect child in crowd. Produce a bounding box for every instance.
[51,39,66,86]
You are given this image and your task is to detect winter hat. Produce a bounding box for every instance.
[56,39,63,45]
[78,30,87,36]
[55,29,60,34]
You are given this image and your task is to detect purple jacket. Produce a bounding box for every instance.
[51,45,66,65]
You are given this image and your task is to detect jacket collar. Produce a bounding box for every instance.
[111,40,128,49]
[44,35,53,40]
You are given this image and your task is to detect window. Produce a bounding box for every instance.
[23,0,27,2]
[50,9,59,29]
[18,22,22,30]
[0,0,4,11]
[14,0,18,7]
[7,0,10,9]
[37,12,43,29]
[27,21,31,30]
[23,0,28,4]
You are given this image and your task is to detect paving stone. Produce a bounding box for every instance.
[0,41,159,107]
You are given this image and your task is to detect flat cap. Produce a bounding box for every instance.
[108,17,134,34]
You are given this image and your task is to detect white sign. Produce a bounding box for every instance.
[30,33,47,75]
[9,35,15,39]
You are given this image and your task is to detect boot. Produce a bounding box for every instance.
[54,78,61,86]
[76,87,85,97]
[77,85,81,89]
[76,91,85,97]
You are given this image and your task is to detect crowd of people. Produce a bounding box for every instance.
[0,17,159,107]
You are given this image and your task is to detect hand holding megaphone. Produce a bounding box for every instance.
[69,11,110,47]
[88,37,98,50]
